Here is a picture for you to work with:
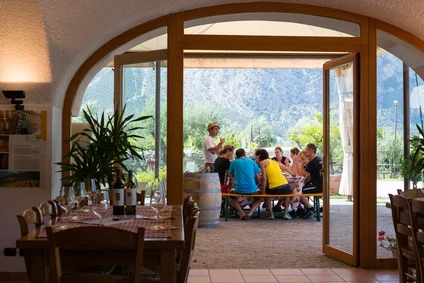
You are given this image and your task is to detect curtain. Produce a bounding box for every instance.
[334,64,353,196]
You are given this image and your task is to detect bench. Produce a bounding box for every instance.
[221,192,323,221]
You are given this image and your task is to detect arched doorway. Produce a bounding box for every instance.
[62,3,424,268]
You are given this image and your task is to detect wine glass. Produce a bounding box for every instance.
[74,182,87,209]
[81,178,96,212]
[65,186,76,217]
[92,191,110,225]
[148,183,166,230]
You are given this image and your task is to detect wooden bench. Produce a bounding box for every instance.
[221,192,323,221]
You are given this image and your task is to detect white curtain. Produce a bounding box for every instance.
[334,64,353,196]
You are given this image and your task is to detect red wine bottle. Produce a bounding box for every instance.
[112,168,125,216]
[124,170,136,217]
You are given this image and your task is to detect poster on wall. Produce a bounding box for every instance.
[0,110,47,187]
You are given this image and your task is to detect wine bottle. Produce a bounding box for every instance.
[112,168,125,216]
[124,170,137,217]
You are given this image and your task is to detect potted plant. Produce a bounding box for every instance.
[404,124,424,189]
[57,105,152,189]
[378,230,397,257]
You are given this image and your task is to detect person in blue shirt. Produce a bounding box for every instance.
[228,148,262,220]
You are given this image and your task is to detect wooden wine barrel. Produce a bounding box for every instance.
[183,172,222,228]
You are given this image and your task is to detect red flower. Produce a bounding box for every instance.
[378,231,386,236]
[378,236,385,241]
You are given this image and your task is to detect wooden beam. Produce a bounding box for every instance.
[167,13,184,205]
[184,35,362,52]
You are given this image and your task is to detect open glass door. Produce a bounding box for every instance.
[322,53,359,266]
[114,50,168,181]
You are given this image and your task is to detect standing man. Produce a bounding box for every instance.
[299,143,323,219]
[203,122,225,172]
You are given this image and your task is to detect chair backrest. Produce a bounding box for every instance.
[397,188,424,198]
[50,200,66,217]
[16,208,43,237]
[410,199,424,281]
[178,209,200,283]
[46,226,145,283]
[389,194,419,282]
[183,198,199,228]
[137,190,146,205]
[37,201,57,221]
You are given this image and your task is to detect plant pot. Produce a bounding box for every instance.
[391,249,397,258]
[330,174,342,195]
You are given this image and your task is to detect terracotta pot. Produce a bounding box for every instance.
[330,174,342,195]
[391,249,397,258]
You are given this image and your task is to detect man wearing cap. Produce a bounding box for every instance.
[203,122,225,172]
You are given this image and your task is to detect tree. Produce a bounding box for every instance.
[289,111,343,173]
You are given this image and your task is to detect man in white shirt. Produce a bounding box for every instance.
[202,122,225,172]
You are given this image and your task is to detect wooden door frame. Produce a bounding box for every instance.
[62,2,424,268]
[322,53,359,266]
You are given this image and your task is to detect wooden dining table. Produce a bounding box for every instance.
[16,204,185,283]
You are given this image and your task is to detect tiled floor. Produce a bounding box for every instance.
[1,268,399,283]
[187,268,400,283]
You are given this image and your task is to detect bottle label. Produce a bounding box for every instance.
[125,188,137,206]
[113,189,124,206]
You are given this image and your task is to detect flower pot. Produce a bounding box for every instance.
[391,249,397,258]
[330,174,341,195]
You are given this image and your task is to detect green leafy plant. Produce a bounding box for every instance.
[399,131,423,188]
[409,124,424,188]
[57,105,152,188]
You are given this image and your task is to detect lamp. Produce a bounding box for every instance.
[2,90,25,110]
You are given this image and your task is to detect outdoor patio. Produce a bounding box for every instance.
[191,180,400,269]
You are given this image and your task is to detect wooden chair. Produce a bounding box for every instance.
[144,209,200,283]
[177,209,200,283]
[35,201,57,222]
[389,194,419,282]
[183,196,199,223]
[16,207,44,275]
[177,198,199,264]
[46,226,145,283]
[49,199,66,217]
[397,188,424,198]
[410,199,424,281]
[16,208,43,237]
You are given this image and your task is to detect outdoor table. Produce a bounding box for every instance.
[16,205,184,283]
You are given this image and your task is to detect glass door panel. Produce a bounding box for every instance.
[114,50,168,188]
[323,53,358,266]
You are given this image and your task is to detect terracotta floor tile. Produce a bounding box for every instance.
[243,275,278,282]
[240,269,273,276]
[330,268,372,275]
[305,274,344,282]
[336,274,379,281]
[190,269,211,276]
[301,268,336,275]
[209,269,242,276]
[343,280,379,283]
[271,269,304,275]
[209,274,244,283]
[188,276,212,283]
[275,275,312,282]
[371,274,399,281]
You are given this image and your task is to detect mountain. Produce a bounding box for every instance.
[79,52,424,141]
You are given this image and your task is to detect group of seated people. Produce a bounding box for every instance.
[214,143,323,220]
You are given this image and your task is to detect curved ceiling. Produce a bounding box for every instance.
[1,0,424,107]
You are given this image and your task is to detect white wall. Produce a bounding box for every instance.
[0,104,60,272]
